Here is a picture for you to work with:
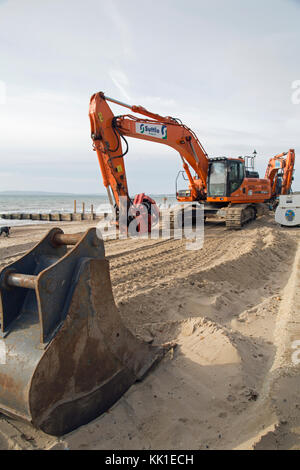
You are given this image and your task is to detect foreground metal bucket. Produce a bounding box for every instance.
[0,228,165,435]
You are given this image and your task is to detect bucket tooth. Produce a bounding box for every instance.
[0,228,166,435]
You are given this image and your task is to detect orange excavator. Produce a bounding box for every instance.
[89,92,295,230]
[265,149,295,200]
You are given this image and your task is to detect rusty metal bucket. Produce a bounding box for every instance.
[0,228,166,435]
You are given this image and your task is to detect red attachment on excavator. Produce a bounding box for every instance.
[130,193,160,234]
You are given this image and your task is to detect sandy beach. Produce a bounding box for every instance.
[0,214,299,450]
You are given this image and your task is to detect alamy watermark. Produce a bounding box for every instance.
[0,340,6,365]
[96,199,204,251]
[291,80,300,104]
[291,340,300,365]
[0,80,6,105]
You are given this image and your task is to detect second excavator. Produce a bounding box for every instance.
[265,149,295,202]
[89,92,295,231]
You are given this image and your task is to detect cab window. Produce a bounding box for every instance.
[229,161,244,194]
[208,161,226,196]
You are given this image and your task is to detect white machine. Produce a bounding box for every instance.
[275,193,300,227]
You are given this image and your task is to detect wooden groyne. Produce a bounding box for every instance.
[0,212,106,222]
[1,201,108,222]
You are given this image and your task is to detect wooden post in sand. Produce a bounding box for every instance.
[82,202,85,215]
[91,204,94,220]
[74,200,77,214]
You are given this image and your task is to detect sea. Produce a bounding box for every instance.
[0,193,177,226]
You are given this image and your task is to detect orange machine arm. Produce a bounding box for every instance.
[265,149,295,196]
[89,92,209,210]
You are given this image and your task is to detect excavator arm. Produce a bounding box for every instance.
[89,92,209,225]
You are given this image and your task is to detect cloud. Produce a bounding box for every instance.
[0,86,91,159]
[108,70,178,111]
[103,0,134,60]
[0,80,6,105]
[109,69,132,102]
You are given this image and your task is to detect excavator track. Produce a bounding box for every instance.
[225,204,256,230]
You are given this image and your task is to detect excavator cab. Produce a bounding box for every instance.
[176,158,245,202]
[207,158,245,198]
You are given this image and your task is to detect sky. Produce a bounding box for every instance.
[0,0,299,195]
